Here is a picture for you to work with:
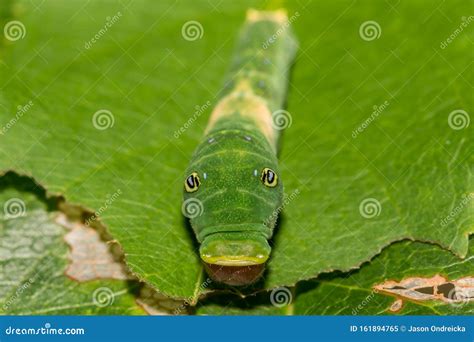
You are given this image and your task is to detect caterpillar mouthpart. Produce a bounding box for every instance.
[204,263,265,287]
[200,232,270,285]
[200,232,270,265]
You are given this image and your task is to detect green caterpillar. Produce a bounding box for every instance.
[183,9,297,285]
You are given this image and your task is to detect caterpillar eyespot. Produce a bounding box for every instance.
[261,167,278,187]
[184,172,200,193]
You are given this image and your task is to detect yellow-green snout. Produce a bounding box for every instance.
[200,232,271,266]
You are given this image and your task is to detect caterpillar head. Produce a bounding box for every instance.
[183,130,283,285]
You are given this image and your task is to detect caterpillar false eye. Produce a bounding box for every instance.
[184,172,201,193]
[261,168,278,187]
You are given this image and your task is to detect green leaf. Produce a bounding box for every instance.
[0,0,472,300]
[0,187,145,315]
[197,237,474,315]
[267,0,473,288]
